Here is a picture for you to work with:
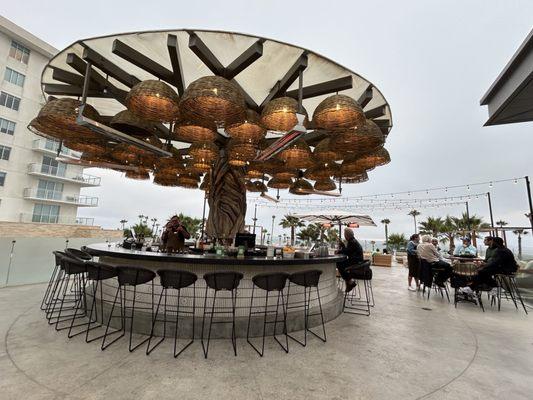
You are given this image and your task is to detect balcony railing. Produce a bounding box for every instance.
[18,213,95,225]
[27,163,101,186]
[23,188,99,207]
[32,139,82,158]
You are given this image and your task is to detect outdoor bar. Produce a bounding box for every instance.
[35,29,392,355]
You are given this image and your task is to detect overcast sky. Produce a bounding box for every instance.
[3,0,532,250]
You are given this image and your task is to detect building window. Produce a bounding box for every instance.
[37,179,63,200]
[0,118,16,135]
[0,91,21,111]
[0,145,11,161]
[9,41,30,64]
[4,67,25,87]
[41,155,66,177]
[32,203,60,223]
[0,171,5,186]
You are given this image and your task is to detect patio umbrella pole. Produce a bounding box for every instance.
[525,176,533,235]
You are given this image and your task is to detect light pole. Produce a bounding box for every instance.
[252,203,258,235]
[271,215,276,243]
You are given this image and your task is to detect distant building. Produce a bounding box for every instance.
[0,16,100,225]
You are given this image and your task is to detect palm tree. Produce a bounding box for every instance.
[452,213,490,246]
[150,217,158,232]
[440,216,459,253]
[513,229,528,259]
[387,233,407,251]
[408,210,421,233]
[279,215,305,245]
[380,218,390,250]
[418,216,445,237]
[496,220,508,244]
[261,228,268,245]
[119,219,128,230]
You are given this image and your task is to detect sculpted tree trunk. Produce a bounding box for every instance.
[206,149,247,241]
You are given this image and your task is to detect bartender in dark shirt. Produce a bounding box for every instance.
[337,228,364,292]
[161,215,191,253]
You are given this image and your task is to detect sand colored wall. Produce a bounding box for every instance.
[0,221,123,238]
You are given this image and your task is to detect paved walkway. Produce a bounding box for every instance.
[1,266,531,400]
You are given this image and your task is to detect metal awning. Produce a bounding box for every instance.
[480,28,533,126]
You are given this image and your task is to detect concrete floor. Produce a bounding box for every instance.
[1,266,531,400]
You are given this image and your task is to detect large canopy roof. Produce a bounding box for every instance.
[40,29,392,138]
[293,210,376,226]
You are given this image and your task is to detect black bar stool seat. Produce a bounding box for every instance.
[147,269,198,357]
[65,248,92,261]
[286,269,327,346]
[201,271,243,358]
[247,272,290,357]
[102,266,156,352]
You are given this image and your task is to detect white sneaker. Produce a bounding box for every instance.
[408,286,417,292]
[459,287,475,296]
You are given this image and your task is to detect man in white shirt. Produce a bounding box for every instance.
[417,236,452,287]
[454,238,477,257]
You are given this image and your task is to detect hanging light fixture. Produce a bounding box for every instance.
[176,173,201,189]
[313,137,343,162]
[110,109,157,138]
[173,118,217,142]
[125,168,150,180]
[188,141,219,162]
[289,171,314,195]
[268,176,293,189]
[226,109,266,143]
[153,171,180,187]
[314,178,337,191]
[227,139,258,167]
[180,76,246,127]
[260,97,306,132]
[126,80,180,122]
[278,139,313,169]
[313,94,366,131]
[329,119,385,157]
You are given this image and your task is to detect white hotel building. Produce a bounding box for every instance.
[0,16,100,225]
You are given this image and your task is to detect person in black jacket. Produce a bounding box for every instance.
[337,228,364,292]
[459,237,518,296]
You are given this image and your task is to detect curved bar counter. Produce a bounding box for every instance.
[85,243,345,338]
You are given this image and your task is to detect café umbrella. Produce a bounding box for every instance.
[292,209,376,235]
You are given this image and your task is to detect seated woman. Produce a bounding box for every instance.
[337,228,365,292]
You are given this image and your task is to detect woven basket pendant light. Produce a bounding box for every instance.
[63,140,107,157]
[289,177,314,195]
[245,161,265,179]
[226,109,266,143]
[29,98,101,142]
[227,140,257,167]
[153,171,180,187]
[314,178,337,191]
[177,173,201,189]
[357,147,391,169]
[336,171,369,184]
[261,97,305,132]
[173,119,217,142]
[246,180,268,193]
[267,176,293,189]
[188,141,218,161]
[304,162,339,180]
[110,110,156,138]
[340,156,368,177]
[313,137,342,162]
[329,119,385,157]
[180,76,246,127]
[313,94,365,131]
[126,80,180,123]
[278,139,313,169]
[125,168,151,180]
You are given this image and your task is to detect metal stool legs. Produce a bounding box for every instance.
[343,279,371,316]
[246,286,289,357]
[146,284,196,357]
[201,288,238,358]
[286,283,327,346]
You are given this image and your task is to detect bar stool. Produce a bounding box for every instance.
[69,261,119,342]
[286,269,326,346]
[201,271,243,358]
[101,266,156,352]
[47,255,88,331]
[146,269,198,357]
[41,250,66,311]
[343,261,373,316]
[246,272,289,357]
[65,248,92,261]
[492,273,528,314]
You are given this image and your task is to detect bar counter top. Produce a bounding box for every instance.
[85,243,345,266]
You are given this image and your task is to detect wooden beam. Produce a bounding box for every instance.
[167,34,186,95]
[188,32,225,75]
[43,84,110,98]
[364,105,386,119]
[372,119,392,136]
[51,67,88,88]
[357,85,373,108]
[112,39,175,85]
[260,52,308,109]
[224,40,264,80]
[66,53,128,104]
[285,76,353,100]
[81,45,141,88]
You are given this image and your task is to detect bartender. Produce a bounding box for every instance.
[161,215,191,253]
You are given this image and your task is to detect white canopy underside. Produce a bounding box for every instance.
[292,210,376,226]
[41,29,392,128]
